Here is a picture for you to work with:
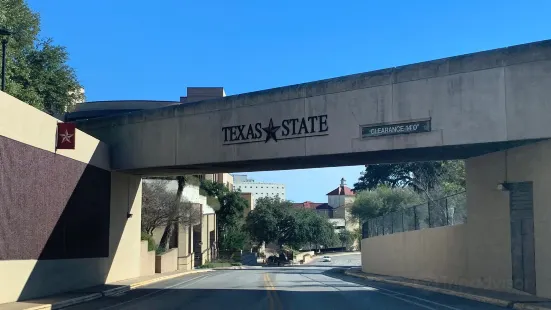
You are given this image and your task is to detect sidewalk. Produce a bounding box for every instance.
[345,268,551,310]
[0,269,213,310]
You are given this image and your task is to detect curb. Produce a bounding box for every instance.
[344,270,550,310]
[21,293,103,310]
[22,269,214,310]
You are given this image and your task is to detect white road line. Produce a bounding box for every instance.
[300,273,461,310]
[98,274,212,310]
[363,284,462,310]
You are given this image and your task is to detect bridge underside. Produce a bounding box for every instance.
[125,139,542,176]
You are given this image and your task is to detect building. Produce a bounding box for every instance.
[64,87,224,122]
[144,172,232,270]
[240,192,257,217]
[233,174,286,203]
[293,177,357,232]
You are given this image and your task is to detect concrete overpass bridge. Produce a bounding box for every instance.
[3,39,551,304]
[76,40,551,175]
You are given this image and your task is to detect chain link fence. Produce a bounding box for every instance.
[362,191,466,239]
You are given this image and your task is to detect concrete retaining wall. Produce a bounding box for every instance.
[0,92,142,304]
[362,225,467,284]
[140,241,155,276]
[362,140,551,298]
[155,249,178,273]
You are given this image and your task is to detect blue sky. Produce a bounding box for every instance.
[27,0,551,202]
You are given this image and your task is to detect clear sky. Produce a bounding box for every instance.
[27,0,551,202]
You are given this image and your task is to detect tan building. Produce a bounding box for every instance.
[240,192,258,218]
[293,178,358,232]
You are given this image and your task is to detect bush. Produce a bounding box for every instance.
[141,232,156,252]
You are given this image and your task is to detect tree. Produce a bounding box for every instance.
[200,180,248,250]
[142,180,172,235]
[350,185,422,224]
[353,161,466,201]
[219,225,249,251]
[148,176,202,252]
[245,196,337,250]
[338,230,355,249]
[1,1,84,114]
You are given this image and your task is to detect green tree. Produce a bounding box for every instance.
[353,161,466,201]
[219,225,249,251]
[338,230,355,249]
[200,180,248,250]
[1,0,84,114]
[246,197,337,250]
[350,185,422,224]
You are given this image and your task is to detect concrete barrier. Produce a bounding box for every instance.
[155,249,178,273]
[140,241,155,276]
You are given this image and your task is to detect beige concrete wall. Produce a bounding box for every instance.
[155,249,178,273]
[201,215,209,264]
[362,225,467,284]
[177,225,193,271]
[465,151,512,291]
[140,241,155,276]
[467,140,551,297]
[0,92,142,303]
[362,140,551,297]
[106,173,142,283]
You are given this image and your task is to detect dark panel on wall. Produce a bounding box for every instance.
[0,136,111,260]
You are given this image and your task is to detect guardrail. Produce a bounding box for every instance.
[362,191,466,238]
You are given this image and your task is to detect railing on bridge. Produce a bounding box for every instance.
[362,191,467,239]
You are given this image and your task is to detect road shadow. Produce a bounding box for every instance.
[64,269,505,310]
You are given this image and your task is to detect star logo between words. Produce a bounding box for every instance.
[60,129,74,144]
[262,118,280,143]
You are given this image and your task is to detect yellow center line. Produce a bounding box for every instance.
[264,273,275,310]
[265,273,283,310]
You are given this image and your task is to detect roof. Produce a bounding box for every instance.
[326,185,355,196]
[315,203,333,210]
[292,201,324,209]
[291,202,337,210]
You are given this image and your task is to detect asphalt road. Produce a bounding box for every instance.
[65,254,504,310]
[305,252,362,267]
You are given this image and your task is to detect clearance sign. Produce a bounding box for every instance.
[361,119,431,138]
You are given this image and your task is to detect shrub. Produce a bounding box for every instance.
[141,232,156,252]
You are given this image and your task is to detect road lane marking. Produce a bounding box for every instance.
[300,273,461,310]
[264,273,283,310]
[358,283,462,310]
[266,273,283,310]
[98,274,211,310]
[263,274,275,310]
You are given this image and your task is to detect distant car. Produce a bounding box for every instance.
[322,255,332,262]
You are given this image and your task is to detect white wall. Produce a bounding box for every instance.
[235,182,286,201]
[144,180,215,215]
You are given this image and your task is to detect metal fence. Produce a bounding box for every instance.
[362,191,467,239]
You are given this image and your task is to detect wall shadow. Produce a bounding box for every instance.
[0,135,133,302]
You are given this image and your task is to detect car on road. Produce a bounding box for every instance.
[322,255,332,262]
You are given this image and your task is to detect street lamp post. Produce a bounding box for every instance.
[0,28,12,92]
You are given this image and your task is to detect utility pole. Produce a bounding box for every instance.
[0,28,12,92]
